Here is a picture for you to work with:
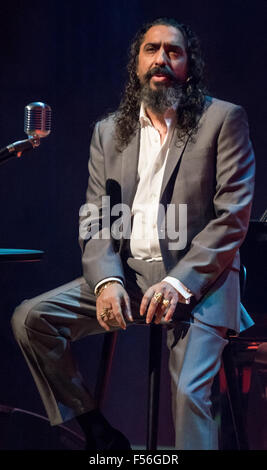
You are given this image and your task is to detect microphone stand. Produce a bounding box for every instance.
[0,135,40,166]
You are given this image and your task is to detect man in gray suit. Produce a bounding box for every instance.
[11,18,255,450]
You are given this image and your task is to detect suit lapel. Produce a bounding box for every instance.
[160,131,189,200]
[121,127,189,205]
[119,127,140,245]
[120,127,189,239]
[121,127,140,208]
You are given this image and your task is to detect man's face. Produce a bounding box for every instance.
[137,24,188,90]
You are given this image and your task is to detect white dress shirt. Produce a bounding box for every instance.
[95,103,192,304]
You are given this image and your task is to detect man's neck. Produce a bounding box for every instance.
[145,106,176,144]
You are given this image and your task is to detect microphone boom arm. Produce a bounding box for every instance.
[0,135,40,165]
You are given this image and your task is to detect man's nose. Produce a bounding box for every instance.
[154,47,168,66]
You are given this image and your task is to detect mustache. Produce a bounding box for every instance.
[143,66,178,83]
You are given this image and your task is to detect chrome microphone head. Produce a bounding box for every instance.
[24,102,52,138]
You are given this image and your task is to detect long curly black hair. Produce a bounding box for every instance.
[114,18,207,150]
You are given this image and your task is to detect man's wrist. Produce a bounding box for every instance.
[95,278,124,297]
[163,276,193,304]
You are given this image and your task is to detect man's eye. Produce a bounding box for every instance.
[169,50,180,58]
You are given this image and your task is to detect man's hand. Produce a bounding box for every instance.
[96,283,133,331]
[140,281,186,324]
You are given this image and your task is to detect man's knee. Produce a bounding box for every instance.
[176,377,212,418]
[11,299,43,343]
[177,380,194,404]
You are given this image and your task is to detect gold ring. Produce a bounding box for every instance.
[100,307,113,320]
[162,298,170,307]
[153,292,163,304]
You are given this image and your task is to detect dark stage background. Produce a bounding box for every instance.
[0,0,266,449]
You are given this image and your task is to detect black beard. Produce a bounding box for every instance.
[139,66,184,114]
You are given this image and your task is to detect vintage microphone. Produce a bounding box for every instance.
[0,102,51,165]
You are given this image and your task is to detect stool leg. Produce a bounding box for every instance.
[222,342,249,449]
[94,331,118,408]
[146,324,162,450]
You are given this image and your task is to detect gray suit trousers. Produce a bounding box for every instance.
[11,257,228,450]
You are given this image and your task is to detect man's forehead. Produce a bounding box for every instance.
[141,24,186,48]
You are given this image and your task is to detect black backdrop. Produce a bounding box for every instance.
[0,0,266,448]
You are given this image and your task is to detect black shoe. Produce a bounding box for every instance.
[85,428,131,451]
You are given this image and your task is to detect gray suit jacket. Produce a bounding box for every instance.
[79,96,255,332]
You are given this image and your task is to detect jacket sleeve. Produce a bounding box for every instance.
[167,105,256,301]
[79,121,125,292]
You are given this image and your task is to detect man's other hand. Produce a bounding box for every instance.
[96,283,133,331]
[140,281,185,324]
